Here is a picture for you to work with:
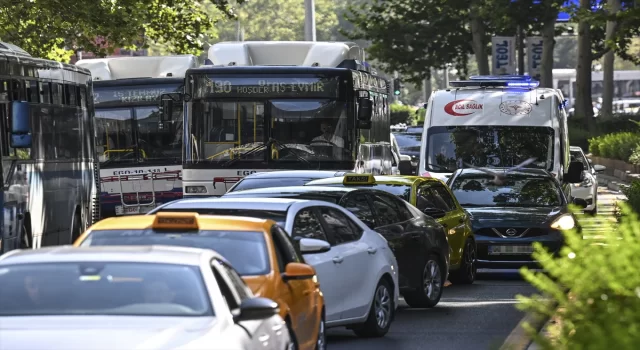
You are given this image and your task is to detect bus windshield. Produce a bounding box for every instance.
[425,125,554,173]
[96,106,182,166]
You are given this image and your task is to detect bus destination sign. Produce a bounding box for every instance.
[93,84,182,104]
[196,76,340,98]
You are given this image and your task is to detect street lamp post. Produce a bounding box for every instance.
[304,0,316,41]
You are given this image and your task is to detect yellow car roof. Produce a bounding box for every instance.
[308,175,445,187]
[88,212,274,232]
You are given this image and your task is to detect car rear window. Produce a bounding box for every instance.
[81,230,270,276]
[315,183,412,202]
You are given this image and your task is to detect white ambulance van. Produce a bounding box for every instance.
[417,76,583,184]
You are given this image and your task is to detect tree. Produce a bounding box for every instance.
[0,0,243,61]
[210,0,339,42]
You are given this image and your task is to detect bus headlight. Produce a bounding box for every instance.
[550,214,576,230]
[185,186,207,194]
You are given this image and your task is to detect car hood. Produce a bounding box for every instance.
[0,316,225,350]
[465,206,567,227]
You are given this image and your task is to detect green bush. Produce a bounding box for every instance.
[517,204,640,350]
[588,132,640,161]
[622,180,640,215]
[569,114,640,152]
[390,103,417,125]
[629,145,640,165]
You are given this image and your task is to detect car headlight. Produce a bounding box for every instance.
[550,214,576,230]
[577,176,593,188]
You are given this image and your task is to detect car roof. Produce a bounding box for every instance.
[0,245,217,266]
[91,213,274,232]
[223,185,358,198]
[157,197,304,212]
[241,170,347,179]
[454,168,552,178]
[307,175,444,187]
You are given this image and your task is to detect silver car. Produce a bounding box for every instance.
[570,146,606,214]
[0,245,291,350]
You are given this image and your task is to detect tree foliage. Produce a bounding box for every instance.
[0,0,243,61]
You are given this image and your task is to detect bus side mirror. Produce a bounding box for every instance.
[358,99,373,122]
[564,161,585,184]
[10,101,32,149]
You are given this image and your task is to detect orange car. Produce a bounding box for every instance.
[74,212,326,350]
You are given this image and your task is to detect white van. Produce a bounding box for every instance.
[417,76,583,184]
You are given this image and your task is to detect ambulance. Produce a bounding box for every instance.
[417,75,583,184]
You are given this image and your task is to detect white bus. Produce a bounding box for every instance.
[76,56,197,217]
[553,68,640,107]
[417,75,583,184]
[0,42,100,253]
[161,41,405,197]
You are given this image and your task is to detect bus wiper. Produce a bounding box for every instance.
[426,163,452,172]
[220,142,271,167]
[269,139,311,165]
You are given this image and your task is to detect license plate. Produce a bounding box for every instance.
[115,205,155,216]
[488,245,533,255]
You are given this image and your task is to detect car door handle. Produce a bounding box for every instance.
[332,256,344,264]
[367,247,377,254]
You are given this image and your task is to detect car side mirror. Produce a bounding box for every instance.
[10,101,32,149]
[564,161,585,184]
[422,207,446,219]
[233,297,280,322]
[398,160,412,175]
[572,197,588,208]
[282,262,316,282]
[593,164,606,173]
[298,238,331,254]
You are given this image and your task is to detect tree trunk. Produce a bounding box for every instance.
[600,0,622,120]
[575,0,595,130]
[470,0,490,75]
[540,14,558,88]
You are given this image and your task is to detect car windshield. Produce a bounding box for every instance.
[570,150,589,169]
[0,262,212,317]
[81,230,270,276]
[393,133,422,153]
[425,126,554,173]
[230,178,321,192]
[450,175,562,207]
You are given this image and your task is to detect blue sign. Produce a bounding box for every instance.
[510,0,599,23]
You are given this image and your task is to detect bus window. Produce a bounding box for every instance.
[95,108,135,163]
[135,106,182,163]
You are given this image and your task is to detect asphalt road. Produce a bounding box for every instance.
[327,186,624,350]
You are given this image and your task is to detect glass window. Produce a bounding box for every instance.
[415,186,441,211]
[95,108,135,164]
[425,126,554,173]
[11,79,24,101]
[369,193,403,226]
[135,106,182,165]
[27,80,39,103]
[215,259,251,301]
[51,83,62,105]
[376,192,413,221]
[272,225,303,263]
[292,208,328,241]
[450,175,563,207]
[80,229,271,276]
[393,132,422,154]
[318,207,361,244]
[53,107,82,159]
[570,150,589,169]
[210,263,239,310]
[342,193,377,228]
[431,185,457,211]
[320,183,412,202]
[0,262,213,316]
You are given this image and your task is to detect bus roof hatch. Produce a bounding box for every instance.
[75,55,198,81]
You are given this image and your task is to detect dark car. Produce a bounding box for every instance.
[226,170,347,193]
[222,185,450,308]
[447,168,581,269]
[393,131,422,172]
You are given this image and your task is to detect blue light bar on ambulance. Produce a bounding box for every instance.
[450,75,540,88]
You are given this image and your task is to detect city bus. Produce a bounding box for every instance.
[76,55,197,217]
[0,42,100,253]
[553,68,640,108]
[161,41,405,197]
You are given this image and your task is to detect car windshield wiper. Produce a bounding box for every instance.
[426,163,452,172]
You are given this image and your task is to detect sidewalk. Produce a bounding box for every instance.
[597,173,631,192]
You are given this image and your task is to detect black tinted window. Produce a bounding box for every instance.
[318,207,361,244]
[292,208,328,241]
[369,194,403,226]
[432,185,457,211]
[342,193,376,228]
[271,225,302,265]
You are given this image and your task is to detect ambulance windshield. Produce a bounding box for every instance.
[425,125,554,173]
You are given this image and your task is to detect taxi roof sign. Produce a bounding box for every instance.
[152,212,200,230]
[343,173,375,185]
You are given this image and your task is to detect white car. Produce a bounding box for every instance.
[150,197,400,337]
[570,146,606,214]
[0,245,291,350]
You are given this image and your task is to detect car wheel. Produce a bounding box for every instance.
[315,310,326,350]
[352,278,394,338]
[285,319,299,350]
[404,254,444,308]
[449,239,477,285]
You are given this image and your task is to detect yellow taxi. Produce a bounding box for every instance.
[307,174,477,284]
[74,212,326,350]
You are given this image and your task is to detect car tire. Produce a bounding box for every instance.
[315,310,326,350]
[285,318,299,350]
[404,254,444,308]
[352,278,394,338]
[449,239,477,285]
